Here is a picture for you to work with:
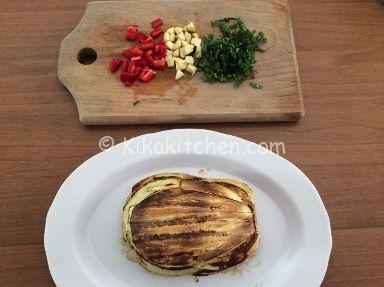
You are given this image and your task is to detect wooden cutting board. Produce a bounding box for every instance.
[58,0,303,125]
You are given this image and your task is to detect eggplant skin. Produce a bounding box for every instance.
[123,173,259,276]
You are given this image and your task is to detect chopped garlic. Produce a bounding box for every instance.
[165,22,200,81]
[191,37,201,47]
[179,47,185,58]
[173,57,183,63]
[167,27,175,34]
[195,45,202,58]
[185,56,194,65]
[184,44,194,56]
[164,32,171,41]
[184,31,192,43]
[175,69,184,80]
[173,49,180,57]
[170,33,176,42]
[165,56,174,68]
[184,22,196,33]
[175,27,183,34]
[166,41,174,50]
[186,64,197,75]
[176,32,185,41]
[173,39,182,50]
[176,60,187,71]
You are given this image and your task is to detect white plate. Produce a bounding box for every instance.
[45,129,332,287]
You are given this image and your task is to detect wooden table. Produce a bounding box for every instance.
[0,0,383,286]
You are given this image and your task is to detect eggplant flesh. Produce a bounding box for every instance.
[122,173,259,276]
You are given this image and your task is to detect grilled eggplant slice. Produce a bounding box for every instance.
[122,173,259,276]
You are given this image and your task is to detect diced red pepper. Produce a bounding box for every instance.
[133,66,142,78]
[143,50,153,62]
[124,78,136,87]
[141,41,154,51]
[130,56,144,67]
[150,27,164,38]
[120,71,134,82]
[153,58,166,70]
[132,46,144,56]
[127,61,136,76]
[144,50,153,57]
[122,48,134,59]
[131,56,141,62]
[110,21,166,86]
[136,31,148,43]
[121,59,129,72]
[144,36,153,43]
[109,58,121,73]
[153,54,163,61]
[138,66,149,79]
[143,56,153,67]
[151,18,163,28]
[139,69,156,82]
[155,45,167,58]
[136,59,146,67]
[125,26,138,41]
[156,39,166,46]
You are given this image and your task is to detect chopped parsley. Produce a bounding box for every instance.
[250,82,263,89]
[196,17,266,87]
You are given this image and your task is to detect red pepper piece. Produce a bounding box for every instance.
[125,26,138,41]
[131,56,141,62]
[143,56,154,67]
[153,54,163,61]
[131,56,145,68]
[151,18,163,28]
[143,36,153,43]
[121,59,129,72]
[127,61,136,76]
[139,69,156,82]
[138,66,149,79]
[109,58,122,73]
[156,39,166,46]
[122,48,134,59]
[141,41,154,51]
[120,72,134,82]
[124,78,136,87]
[144,50,153,57]
[153,58,166,70]
[136,31,148,43]
[133,66,142,78]
[132,46,144,56]
[155,45,167,58]
[143,50,153,62]
[136,59,146,67]
[150,27,164,38]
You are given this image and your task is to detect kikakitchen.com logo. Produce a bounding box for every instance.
[98,135,286,156]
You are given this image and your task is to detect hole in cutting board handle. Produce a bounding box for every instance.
[77,47,97,65]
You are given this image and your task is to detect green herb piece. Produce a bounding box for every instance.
[250,82,263,89]
[196,17,266,87]
[133,100,141,106]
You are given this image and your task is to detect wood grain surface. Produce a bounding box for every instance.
[0,0,383,286]
[58,0,303,125]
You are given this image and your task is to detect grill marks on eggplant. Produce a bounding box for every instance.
[130,187,255,268]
